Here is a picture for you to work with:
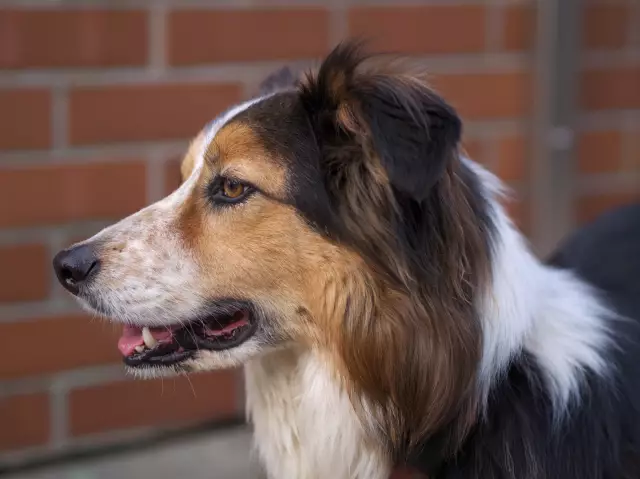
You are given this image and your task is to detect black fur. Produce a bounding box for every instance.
[299,42,462,202]
[409,204,640,478]
[233,91,339,235]
[549,203,640,316]
[293,43,495,292]
[239,44,640,478]
[240,44,485,258]
[258,66,297,96]
[358,76,462,201]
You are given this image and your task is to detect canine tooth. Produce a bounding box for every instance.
[134,345,145,353]
[142,327,158,348]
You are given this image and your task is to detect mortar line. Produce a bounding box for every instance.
[0,0,510,6]
[485,1,504,53]
[51,86,69,150]
[628,0,640,49]
[148,2,168,75]
[0,54,530,88]
[328,1,349,47]
[0,140,189,165]
[49,381,68,449]
[576,172,640,194]
[0,298,87,323]
[146,151,166,203]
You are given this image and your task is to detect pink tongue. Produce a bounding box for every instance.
[117,325,175,357]
[205,318,249,337]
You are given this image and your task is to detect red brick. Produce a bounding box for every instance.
[503,5,536,51]
[0,89,50,150]
[0,244,49,303]
[69,83,241,145]
[0,10,147,69]
[577,192,640,224]
[0,393,49,451]
[0,161,146,228]
[503,197,530,235]
[0,315,121,380]
[461,138,486,165]
[583,5,630,50]
[164,157,183,195]
[433,72,531,120]
[349,6,486,54]
[495,135,528,181]
[168,10,329,65]
[581,67,640,110]
[69,371,240,436]
[629,129,640,170]
[577,130,624,174]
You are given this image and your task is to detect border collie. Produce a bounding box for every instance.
[53,42,640,479]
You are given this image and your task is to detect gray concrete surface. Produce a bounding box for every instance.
[6,428,265,479]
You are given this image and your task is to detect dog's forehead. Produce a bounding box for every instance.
[192,91,317,180]
[178,91,333,230]
[199,95,274,166]
[217,91,309,162]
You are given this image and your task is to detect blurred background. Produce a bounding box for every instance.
[0,0,638,478]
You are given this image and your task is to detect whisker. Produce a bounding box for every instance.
[185,375,197,398]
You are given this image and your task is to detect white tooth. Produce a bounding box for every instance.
[134,345,145,353]
[142,327,158,349]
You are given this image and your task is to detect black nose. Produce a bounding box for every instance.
[52,244,100,295]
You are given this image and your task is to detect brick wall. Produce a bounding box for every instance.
[577,2,640,223]
[0,0,638,468]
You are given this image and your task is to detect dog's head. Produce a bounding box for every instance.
[53,42,492,454]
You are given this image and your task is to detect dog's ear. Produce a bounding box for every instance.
[357,78,462,200]
[300,42,461,202]
[259,66,298,96]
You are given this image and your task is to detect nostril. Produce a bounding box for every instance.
[52,245,100,294]
[59,264,75,283]
[84,259,99,279]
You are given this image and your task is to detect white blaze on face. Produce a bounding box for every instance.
[76,96,270,327]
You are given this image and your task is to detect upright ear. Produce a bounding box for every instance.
[300,42,462,202]
[259,66,298,96]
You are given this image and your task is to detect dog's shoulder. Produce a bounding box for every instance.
[433,203,640,479]
[434,351,640,479]
[548,202,640,312]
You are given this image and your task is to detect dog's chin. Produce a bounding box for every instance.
[76,293,264,375]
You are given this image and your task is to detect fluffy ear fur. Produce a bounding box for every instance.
[299,42,462,202]
[297,42,493,466]
[259,66,298,96]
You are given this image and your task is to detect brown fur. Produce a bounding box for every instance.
[174,121,345,345]
[53,42,637,479]
[296,46,491,461]
[171,46,492,464]
[314,154,489,460]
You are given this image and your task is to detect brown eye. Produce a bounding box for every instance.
[222,179,245,198]
[208,177,254,205]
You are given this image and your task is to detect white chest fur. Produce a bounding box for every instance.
[244,348,391,479]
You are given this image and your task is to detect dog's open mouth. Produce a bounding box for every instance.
[118,309,257,367]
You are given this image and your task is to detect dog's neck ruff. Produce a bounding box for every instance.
[469,161,613,413]
[244,159,614,479]
[245,348,392,479]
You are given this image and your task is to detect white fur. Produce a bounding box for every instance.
[241,161,616,479]
[467,160,614,411]
[74,96,269,328]
[72,87,615,478]
[245,348,391,479]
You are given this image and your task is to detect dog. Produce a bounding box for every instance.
[53,42,640,478]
